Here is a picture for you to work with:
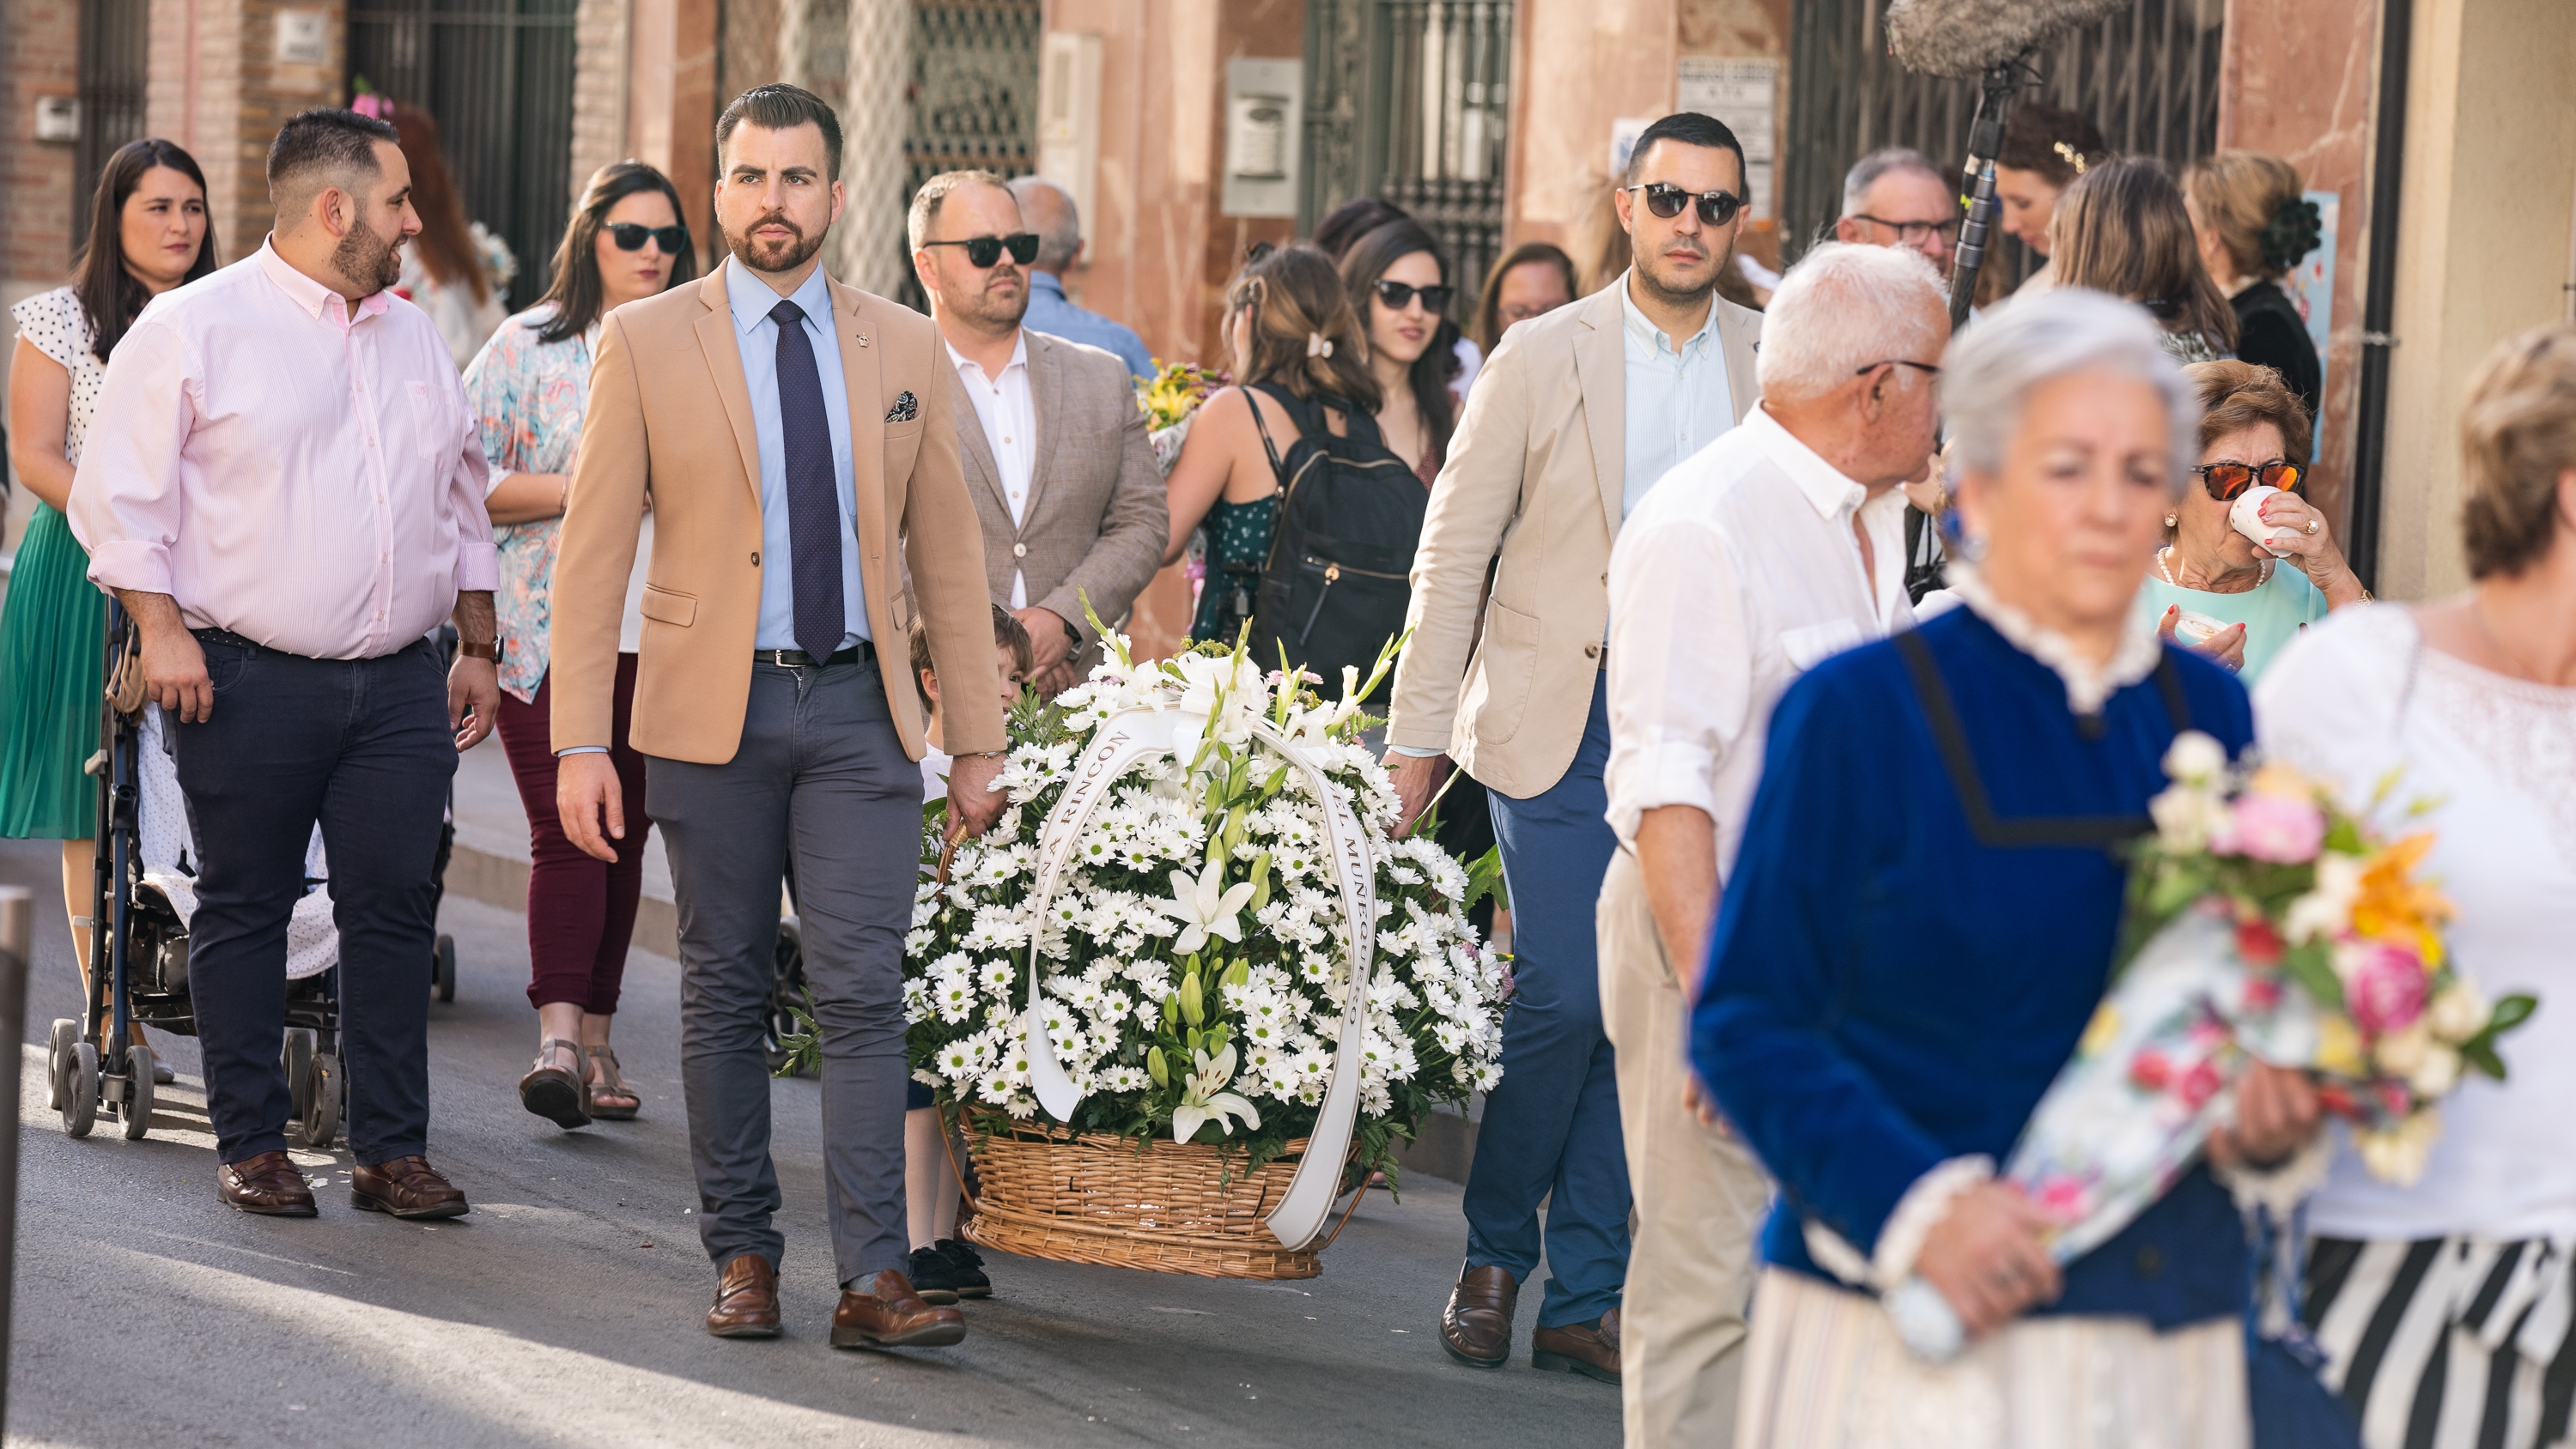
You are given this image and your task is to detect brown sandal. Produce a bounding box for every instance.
[584,1045,641,1121]
[518,1039,590,1129]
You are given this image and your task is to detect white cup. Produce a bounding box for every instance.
[2229,484,2301,557]
[2171,609,2229,646]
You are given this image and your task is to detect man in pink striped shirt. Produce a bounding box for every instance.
[70,107,501,1222]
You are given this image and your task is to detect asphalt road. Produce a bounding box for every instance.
[0,837,1619,1449]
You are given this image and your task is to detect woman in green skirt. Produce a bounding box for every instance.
[4,138,217,1054]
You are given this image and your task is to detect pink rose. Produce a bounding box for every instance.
[2348,944,2428,1037]
[2178,1059,2223,1111]
[2209,792,2326,864]
[2033,1174,2090,1222]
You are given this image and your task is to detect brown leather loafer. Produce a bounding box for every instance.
[1440,1263,1517,1368]
[706,1254,782,1338]
[350,1155,470,1220]
[830,1270,966,1349]
[1532,1306,1621,1384]
[218,1150,317,1217]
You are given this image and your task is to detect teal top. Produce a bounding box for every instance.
[2132,557,2328,684]
[1192,494,1275,644]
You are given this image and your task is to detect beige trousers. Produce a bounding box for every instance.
[1598,846,1771,1449]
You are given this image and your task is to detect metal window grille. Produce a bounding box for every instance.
[1782,0,2224,278]
[1302,0,1512,328]
[73,0,149,253]
[349,0,581,301]
[893,0,1041,307]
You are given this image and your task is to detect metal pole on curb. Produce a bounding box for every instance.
[0,886,30,1428]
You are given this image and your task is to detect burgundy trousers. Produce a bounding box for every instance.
[494,654,653,1015]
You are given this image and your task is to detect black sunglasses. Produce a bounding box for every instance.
[2191,459,2304,502]
[1624,182,1745,227]
[605,222,687,254]
[923,233,1041,269]
[1373,279,1454,313]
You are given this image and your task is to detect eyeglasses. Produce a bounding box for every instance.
[1849,214,1960,246]
[605,222,688,254]
[1623,182,1745,228]
[1854,359,1942,379]
[2191,459,2303,502]
[922,233,1040,269]
[1373,279,1454,313]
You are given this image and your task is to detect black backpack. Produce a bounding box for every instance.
[1241,384,1428,701]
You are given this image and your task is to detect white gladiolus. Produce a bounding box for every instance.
[2372,1020,2431,1076]
[2284,852,2366,945]
[2426,983,2488,1043]
[2408,1042,2463,1099]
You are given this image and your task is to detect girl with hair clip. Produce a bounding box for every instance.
[3,136,216,1080]
[1158,244,1381,645]
[2184,151,2325,423]
[1992,101,2106,297]
[2050,157,2239,366]
[464,160,697,1128]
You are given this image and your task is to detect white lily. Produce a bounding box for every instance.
[1163,855,1256,955]
[1171,1045,1261,1143]
[2284,851,2366,943]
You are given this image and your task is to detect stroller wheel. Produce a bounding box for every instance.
[290,1052,342,1150]
[283,1028,316,1118]
[61,1041,100,1138]
[122,1043,156,1141]
[433,935,457,1003]
[47,1019,76,1111]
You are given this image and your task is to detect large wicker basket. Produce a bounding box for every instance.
[956,1119,1347,1280]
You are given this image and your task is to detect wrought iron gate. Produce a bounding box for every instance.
[74,0,149,253]
[348,0,580,301]
[1782,0,2224,279]
[893,0,1041,306]
[1302,0,1513,324]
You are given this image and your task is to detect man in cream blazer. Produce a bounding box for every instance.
[1385,112,1762,1420]
[551,87,1003,1351]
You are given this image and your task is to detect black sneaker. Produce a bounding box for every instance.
[905,1246,963,1305]
[938,1237,992,1299]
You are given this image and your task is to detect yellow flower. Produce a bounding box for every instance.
[2246,761,2318,802]
[2077,1003,2122,1058]
[2351,833,2453,967]
[2314,1014,2366,1077]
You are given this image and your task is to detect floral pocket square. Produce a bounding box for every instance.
[884,391,919,424]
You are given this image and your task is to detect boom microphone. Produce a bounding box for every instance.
[1886,0,2134,79]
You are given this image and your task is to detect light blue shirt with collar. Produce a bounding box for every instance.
[1619,282,1736,522]
[723,255,870,651]
[1023,271,1155,379]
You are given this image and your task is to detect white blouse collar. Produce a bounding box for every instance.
[1945,562,2165,716]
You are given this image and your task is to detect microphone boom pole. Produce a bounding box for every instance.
[1947,52,2032,329]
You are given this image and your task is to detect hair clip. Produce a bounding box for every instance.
[1306,331,1334,359]
[2053,141,2088,176]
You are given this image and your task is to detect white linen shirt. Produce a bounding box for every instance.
[947,330,1037,608]
[1603,404,1912,866]
[1619,282,1736,521]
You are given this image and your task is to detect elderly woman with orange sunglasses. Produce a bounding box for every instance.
[2137,359,2367,681]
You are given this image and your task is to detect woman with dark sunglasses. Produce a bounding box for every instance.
[461,160,698,1128]
[2136,360,2366,681]
[1338,218,1459,484]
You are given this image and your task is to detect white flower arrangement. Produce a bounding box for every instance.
[900,630,1510,1180]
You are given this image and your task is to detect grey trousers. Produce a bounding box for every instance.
[647,658,922,1287]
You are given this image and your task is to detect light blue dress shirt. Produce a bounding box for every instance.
[723,257,869,650]
[1619,283,1736,522]
[1022,270,1155,379]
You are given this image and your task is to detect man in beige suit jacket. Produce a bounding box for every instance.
[908,171,1168,697]
[1384,113,1762,1430]
[550,87,1001,1351]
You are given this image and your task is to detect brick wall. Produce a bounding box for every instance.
[568,0,632,201]
[3,0,82,288]
[140,0,345,264]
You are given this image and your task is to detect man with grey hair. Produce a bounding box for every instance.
[1597,239,1947,1448]
[1003,174,1154,379]
[1834,147,1962,273]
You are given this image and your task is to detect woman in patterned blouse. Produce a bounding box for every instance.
[464,161,695,1129]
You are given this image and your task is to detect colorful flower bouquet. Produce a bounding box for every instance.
[1886,731,2535,1359]
[896,626,1508,1258]
[1138,359,1230,477]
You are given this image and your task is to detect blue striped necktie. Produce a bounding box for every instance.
[769,297,845,662]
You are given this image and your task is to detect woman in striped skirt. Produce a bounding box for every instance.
[2255,324,2576,1449]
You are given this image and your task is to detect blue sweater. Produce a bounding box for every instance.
[1691,605,2256,1329]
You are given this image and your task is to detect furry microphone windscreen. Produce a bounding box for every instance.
[1886,0,2135,77]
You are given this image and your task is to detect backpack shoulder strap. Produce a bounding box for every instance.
[1241,385,1290,486]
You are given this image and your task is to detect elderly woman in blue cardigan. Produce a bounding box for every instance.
[1690,289,2324,1447]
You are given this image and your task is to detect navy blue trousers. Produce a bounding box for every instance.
[1464,672,1631,1327]
[175,634,455,1165]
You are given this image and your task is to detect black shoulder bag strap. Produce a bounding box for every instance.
[1897,630,2194,852]
[1242,385,1292,488]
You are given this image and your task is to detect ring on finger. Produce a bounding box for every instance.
[2306,518,2319,535]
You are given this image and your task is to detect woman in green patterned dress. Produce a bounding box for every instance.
[3,139,216,1048]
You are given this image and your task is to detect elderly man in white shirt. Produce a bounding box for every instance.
[1599,241,1949,1447]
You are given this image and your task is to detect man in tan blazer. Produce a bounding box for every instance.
[1384,112,1762,1420]
[550,85,1003,1352]
[908,170,1167,698]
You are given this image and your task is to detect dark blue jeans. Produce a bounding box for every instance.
[175,634,455,1165]
[1464,673,1631,1328]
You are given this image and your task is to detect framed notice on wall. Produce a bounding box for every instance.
[1676,58,1777,222]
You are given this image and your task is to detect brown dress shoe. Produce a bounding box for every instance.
[1531,1306,1621,1384]
[1440,1263,1518,1368]
[706,1254,782,1338]
[218,1150,317,1217]
[830,1270,967,1349]
[349,1155,470,1220]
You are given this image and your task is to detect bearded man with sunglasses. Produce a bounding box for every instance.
[908,170,1167,700]
[550,83,1006,1349]
[1383,110,1763,1400]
